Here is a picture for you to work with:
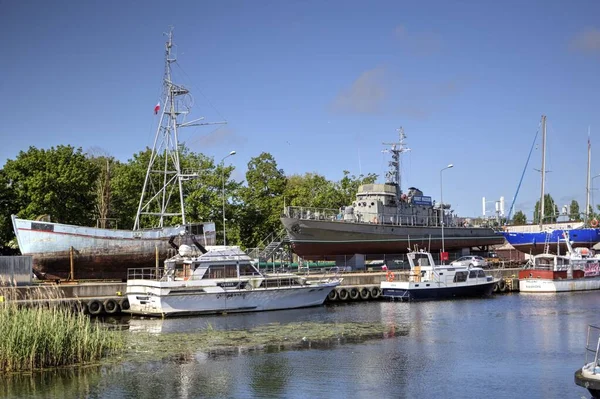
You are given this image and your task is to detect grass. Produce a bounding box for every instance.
[0,285,123,373]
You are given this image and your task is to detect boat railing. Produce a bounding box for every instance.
[127,268,168,281]
[584,325,600,370]
[284,206,340,221]
[284,206,469,228]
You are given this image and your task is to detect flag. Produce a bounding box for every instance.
[154,101,161,115]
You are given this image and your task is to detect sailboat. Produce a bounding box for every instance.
[502,115,600,254]
[11,29,219,280]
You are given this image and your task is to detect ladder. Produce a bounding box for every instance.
[543,231,551,254]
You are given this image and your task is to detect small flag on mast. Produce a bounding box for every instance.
[154,101,161,115]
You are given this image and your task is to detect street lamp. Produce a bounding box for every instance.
[591,174,600,224]
[440,163,454,263]
[221,150,236,246]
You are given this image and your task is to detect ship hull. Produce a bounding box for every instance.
[11,216,215,280]
[502,228,600,255]
[281,217,504,257]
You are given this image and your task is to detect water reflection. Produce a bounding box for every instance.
[0,365,113,399]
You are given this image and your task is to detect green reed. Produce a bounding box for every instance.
[0,286,123,372]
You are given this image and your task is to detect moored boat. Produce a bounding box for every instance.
[126,245,342,317]
[574,324,600,398]
[281,128,504,259]
[380,248,498,301]
[518,232,600,293]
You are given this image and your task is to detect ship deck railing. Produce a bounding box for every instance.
[284,206,464,228]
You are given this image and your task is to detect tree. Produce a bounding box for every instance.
[533,194,558,224]
[0,169,19,251]
[569,200,581,222]
[335,170,377,206]
[285,173,340,209]
[238,153,287,248]
[3,146,99,226]
[512,210,527,225]
[109,149,151,230]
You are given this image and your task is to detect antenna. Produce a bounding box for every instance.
[382,127,411,198]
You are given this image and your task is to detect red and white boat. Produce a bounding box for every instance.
[518,232,600,293]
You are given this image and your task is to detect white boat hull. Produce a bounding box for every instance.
[11,216,215,279]
[519,277,600,293]
[127,281,340,316]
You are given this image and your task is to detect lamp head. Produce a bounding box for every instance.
[447,164,454,169]
[229,150,237,156]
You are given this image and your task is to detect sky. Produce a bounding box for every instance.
[1,0,599,220]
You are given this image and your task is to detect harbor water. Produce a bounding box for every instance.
[2,292,599,399]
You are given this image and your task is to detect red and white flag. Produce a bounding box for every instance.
[154,101,161,115]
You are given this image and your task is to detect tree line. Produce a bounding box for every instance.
[0,145,377,252]
[510,194,598,225]
[1,145,596,253]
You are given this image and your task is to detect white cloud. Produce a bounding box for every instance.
[329,67,387,114]
[571,28,600,53]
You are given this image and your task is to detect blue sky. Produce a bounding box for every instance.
[1,0,599,220]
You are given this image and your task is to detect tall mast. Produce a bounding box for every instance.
[539,115,546,228]
[133,28,226,230]
[383,127,411,199]
[585,128,591,225]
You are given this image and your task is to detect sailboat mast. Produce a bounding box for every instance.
[585,128,591,225]
[539,115,546,228]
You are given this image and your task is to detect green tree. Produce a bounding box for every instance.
[569,200,581,222]
[109,149,150,230]
[335,170,377,206]
[238,153,286,248]
[512,210,527,225]
[0,169,19,251]
[3,146,99,226]
[533,194,558,224]
[285,173,339,209]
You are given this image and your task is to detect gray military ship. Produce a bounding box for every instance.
[281,128,504,258]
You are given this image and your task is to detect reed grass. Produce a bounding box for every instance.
[0,284,123,372]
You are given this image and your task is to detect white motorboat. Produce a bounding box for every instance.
[380,249,497,301]
[126,244,341,317]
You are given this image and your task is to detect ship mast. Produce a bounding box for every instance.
[585,128,591,226]
[134,28,226,230]
[538,115,546,228]
[383,127,411,199]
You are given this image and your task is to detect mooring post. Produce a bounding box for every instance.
[155,244,159,277]
[69,246,75,281]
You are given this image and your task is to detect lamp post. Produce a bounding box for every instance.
[440,163,454,263]
[221,150,236,246]
[591,174,600,224]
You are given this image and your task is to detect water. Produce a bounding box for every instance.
[2,292,598,399]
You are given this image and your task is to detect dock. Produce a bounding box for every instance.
[0,267,522,314]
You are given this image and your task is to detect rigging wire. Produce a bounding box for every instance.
[506,120,542,223]
[171,61,229,151]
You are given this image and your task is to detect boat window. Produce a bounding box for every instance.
[239,263,259,276]
[453,271,468,283]
[205,264,237,279]
[477,270,486,278]
[469,270,477,279]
